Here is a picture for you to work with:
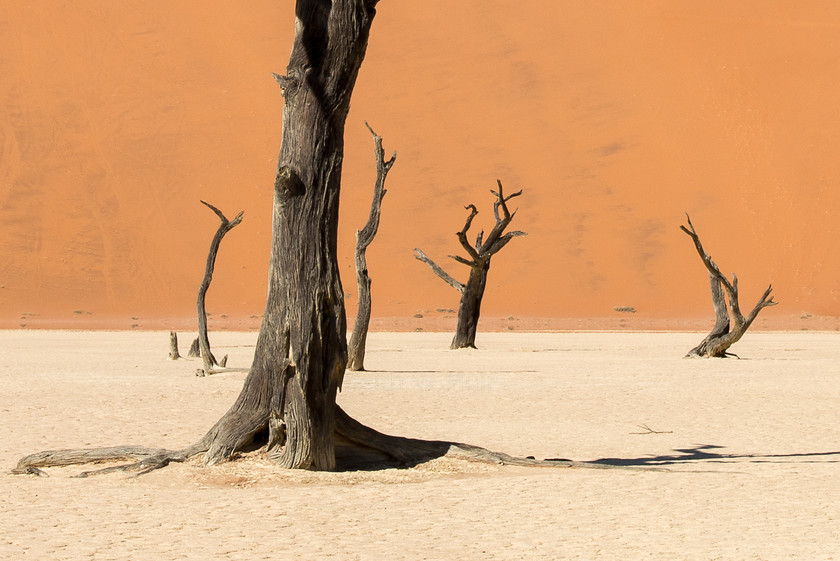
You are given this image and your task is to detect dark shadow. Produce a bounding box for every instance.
[361,369,537,374]
[589,444,840,467]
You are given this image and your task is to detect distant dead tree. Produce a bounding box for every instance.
[415,181,527,349]
[187,337,200,358]
[681,214,777,357]
[168,331,180,360]
[194,201,243,374]
[347,123,396,371]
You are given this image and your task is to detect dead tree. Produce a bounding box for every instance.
[14,1,636,477]
[681,214,777,357]
[347,122,396,371]
[168,331,181,360]
[187,338,200,358]
[415,182,526,349]
[195,201,243,374]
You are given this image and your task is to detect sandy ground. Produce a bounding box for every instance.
[1,330,839,560]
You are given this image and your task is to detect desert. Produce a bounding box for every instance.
[2,329,839,560]
[3,1,840,559]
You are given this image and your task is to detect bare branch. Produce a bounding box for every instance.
[744,284,778,326]
[356,122,396,252]
[449,254,477,268]
[481,181,526,257]
[456,205,482,262]
[680,213,737,303]
[349,122,397,371]
[630,424,673,435]
[482,230,529,258]
[414,249,465,293]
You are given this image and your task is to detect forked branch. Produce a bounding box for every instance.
[681,213,777,357]
[483,180,524,252]
[455,204,481,264]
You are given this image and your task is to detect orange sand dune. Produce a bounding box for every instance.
[2,2,840,330]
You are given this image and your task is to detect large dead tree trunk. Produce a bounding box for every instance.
[681,214,777,358]
[198,0,382,470]
[196,201,243,374]
[415,182,526,349]
[347,122,396,371]
[12,0,378,475]
[13,2,641,478]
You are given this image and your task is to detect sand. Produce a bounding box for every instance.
[2,329,838,560]
[3,2,840,328]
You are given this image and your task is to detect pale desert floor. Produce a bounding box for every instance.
[1,330,839,560]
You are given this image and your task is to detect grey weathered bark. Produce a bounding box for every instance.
[13,1,638,478]
[414,181,527,349]
[347,122,396,371]
[681,214,777,357]
[196,201,243,374]
[168,331,181,360]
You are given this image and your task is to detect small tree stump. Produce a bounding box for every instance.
[188,338,200,358]
[168,331,181,360]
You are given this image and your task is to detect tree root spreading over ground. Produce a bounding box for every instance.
[12,406,662,478]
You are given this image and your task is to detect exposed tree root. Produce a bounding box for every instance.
[12,445,206,478]
[13,407,663,477]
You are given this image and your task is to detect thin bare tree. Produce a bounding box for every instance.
[347,122,396,371]
[195,201,242,374]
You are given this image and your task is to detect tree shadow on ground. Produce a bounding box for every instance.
[589,444,840,467]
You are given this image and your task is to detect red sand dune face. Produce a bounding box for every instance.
[1,2,839,330]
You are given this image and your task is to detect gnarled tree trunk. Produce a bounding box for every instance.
[451,263,489,349]
[681,214,777,358]
[198,0,381,470]
[347,122,396,371]
[415,181,526,349]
